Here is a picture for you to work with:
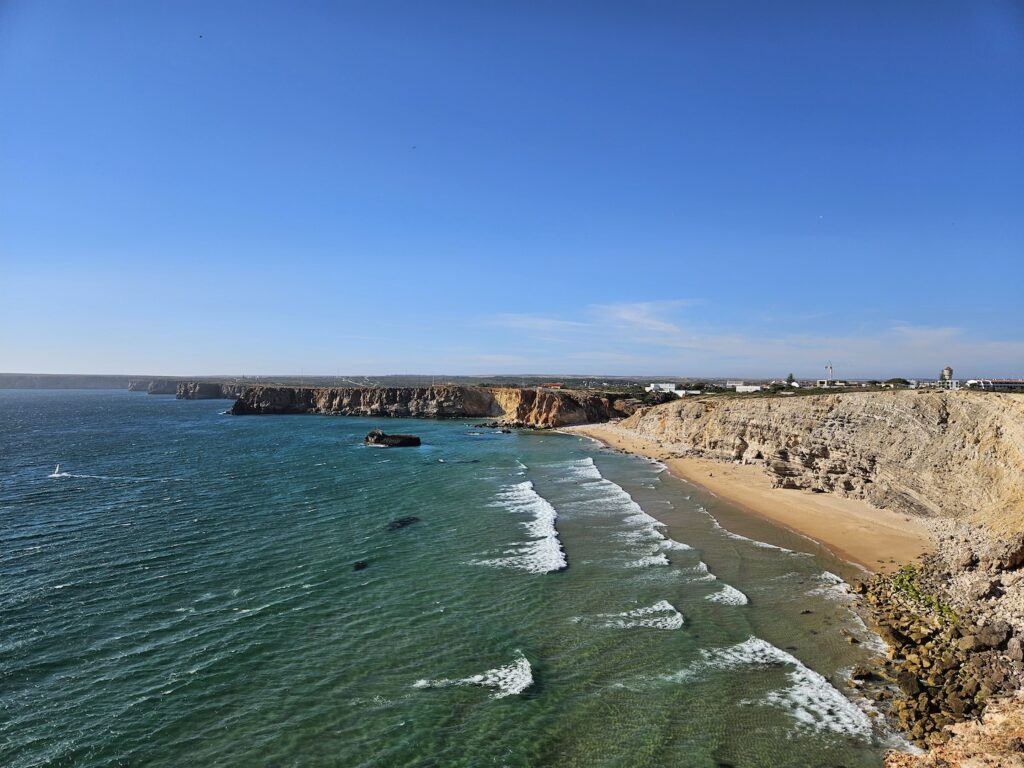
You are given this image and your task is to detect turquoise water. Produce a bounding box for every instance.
[1,390,899,767]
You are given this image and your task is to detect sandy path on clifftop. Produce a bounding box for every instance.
[565,423,932,573]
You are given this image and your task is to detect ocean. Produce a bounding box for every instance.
[1,390,902,767]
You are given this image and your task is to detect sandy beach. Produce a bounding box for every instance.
[565,422,932,573]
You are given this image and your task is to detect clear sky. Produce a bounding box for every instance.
[1,1,1021,378]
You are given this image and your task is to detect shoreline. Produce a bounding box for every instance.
[564,422,932,573]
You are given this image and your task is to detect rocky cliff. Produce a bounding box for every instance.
[229,385,643,427]
[176,382,247,400]
[618,391,1024,532]
[616,390,1024,754]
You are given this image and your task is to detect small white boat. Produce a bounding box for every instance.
[50,464,61,477]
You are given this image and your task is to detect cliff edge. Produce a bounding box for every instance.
[618,390,1024,533]
[228,385,645,428]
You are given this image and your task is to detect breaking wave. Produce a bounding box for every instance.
[705,583,749,605]
[663,637,873,737]
[472,482,567,574]
[575,600,684,630]
[413,651,533,698]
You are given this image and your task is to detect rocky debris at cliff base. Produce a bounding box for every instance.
[884,693,1024,767]
[365,429,422,448]
[858,541,1024,750]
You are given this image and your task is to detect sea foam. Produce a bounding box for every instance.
[564,458,693,567]
[577,599,684,630]
[665,637,873,737]
[705,583,749,605]
[413,651,533,698]
[473,482,567,574]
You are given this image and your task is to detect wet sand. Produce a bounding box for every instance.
[565,423,932,573]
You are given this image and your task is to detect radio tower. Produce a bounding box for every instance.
[825,361,834,385]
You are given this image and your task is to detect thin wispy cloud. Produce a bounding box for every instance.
[484,302,1024,378]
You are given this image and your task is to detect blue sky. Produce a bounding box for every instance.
[2,1,1022,378]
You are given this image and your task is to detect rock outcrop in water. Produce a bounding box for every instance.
[229,385,643,428]
[365,429,421,447]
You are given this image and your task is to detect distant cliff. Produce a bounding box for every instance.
[129,378,181,395]
[176,382,247,400]
[229,385,644,428]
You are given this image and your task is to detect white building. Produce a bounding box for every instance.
[735,385,762,393]
[645,382,700,397]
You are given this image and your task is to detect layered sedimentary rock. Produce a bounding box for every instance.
[176,382,247,400]
[489,387,642,427]
[229,385,642,428]
[618,391,1024,531]
[616,390,1024,754]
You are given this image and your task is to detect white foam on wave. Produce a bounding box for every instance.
[809,571,852,601]
[562,457,603,481]
[700,507,810,556]
[566,459,696,568]
[625,553,670,568]
[577,599,684,630]
[705,583,749,605]
[690,560,718,582]
[413,651,533,698]
[663,637,873,737]
[472,482,567,574]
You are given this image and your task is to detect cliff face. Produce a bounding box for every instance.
[619,391,1024,531]
[145,379,180,395]
[489,387,640,427]
[176,382,247,400]
[229,386,642,427]
[230,386,501,419]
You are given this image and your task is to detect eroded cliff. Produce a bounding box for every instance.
[176,382,247,400]
[229,385,642,427]
[618,391,1024,532]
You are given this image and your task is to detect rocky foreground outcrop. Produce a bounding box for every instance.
[229,385,647,428]
[618,391,1024,531]
[885,693,1024,767]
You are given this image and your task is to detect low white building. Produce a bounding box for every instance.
[735,385,762,393]
[645,382,700,397]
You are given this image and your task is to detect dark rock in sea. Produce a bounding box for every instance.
[386,516,421,531]
[353,561,368,571]
[365,429,421,448]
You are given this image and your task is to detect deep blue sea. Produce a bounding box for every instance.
[1,390,902,766]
